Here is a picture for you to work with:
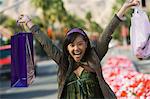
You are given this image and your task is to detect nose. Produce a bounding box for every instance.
[74,45,79,50]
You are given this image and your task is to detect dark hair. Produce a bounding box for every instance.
[58,28,91,84]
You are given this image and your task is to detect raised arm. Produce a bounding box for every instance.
[95,0,139,60]
[17,15,63,65]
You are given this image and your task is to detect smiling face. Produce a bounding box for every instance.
[67,35,87,62]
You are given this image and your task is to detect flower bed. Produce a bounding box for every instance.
[102,56,150,98]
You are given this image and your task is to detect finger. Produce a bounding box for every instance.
[20,14,24,16]
[132,0,140,6]
[17,19,25,23]
[126,0,134,4]
[16,20,25,26]
[136,0,140,5]
[18,16,22,20]
[127,0,140,7]
[132,0,140,4]
[18,14,24,19]
[127,0,133,3]
[19,14,24,17]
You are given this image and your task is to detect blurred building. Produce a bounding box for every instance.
[0,0,40,19]
[63,0,116,28]
[63,0,150,28]
[0,0,150,28]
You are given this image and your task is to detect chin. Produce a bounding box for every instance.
[73,55,82,62]
[74,60,80,62]
[74,58,81,62]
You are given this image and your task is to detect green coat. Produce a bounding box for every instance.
[30,15,121,99]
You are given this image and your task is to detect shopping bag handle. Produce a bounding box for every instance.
[26,34,35,84]
[26,36,34,66]
[16,21,28,34]
[142,34,150,50]
[133,6,145,15]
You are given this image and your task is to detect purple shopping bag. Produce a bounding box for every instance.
[11,32,35,87]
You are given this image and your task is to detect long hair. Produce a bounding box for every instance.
[58,28,91,84]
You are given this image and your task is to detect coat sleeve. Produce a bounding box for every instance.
[30,25,63,65]
[95,14,122,61]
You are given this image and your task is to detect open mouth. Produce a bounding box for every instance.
[72,51,82,56]
[71,51,83,62]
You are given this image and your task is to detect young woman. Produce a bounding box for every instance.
[17,0,139,98]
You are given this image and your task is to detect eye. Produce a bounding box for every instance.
[78,42,83,46]
[78,41,85,46]
[69,44,75,47]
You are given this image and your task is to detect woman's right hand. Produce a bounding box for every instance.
[17,14,34,29]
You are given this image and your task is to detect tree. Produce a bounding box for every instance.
[0,13,19,34]
[31,0,103,33]
[31,0,86,31]
[85,11,103,33]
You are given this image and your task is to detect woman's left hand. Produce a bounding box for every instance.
[117,0,140,20]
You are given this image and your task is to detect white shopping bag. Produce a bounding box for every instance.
[130,7,150,59]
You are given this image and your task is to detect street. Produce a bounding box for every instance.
[0,60,58,99]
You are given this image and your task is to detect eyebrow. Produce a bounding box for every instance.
[77,41,85,43]
[71,40,85,44]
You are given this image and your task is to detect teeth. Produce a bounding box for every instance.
[74,51,81,55]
